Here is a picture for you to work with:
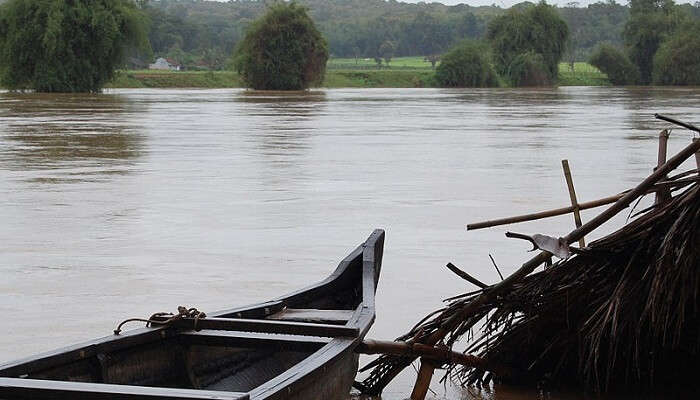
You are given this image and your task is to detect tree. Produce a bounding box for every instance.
[589,43,640,85]
[624,0,683,84]
[434,40,500,88]
[233,2,328,90]
[0,0,149,92]
[652,21,700,85]
[487,2,568,85]
[379,40,395,67]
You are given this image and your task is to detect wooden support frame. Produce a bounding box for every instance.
[561,160,585,247]
[151,316,359,338]
[179,330,331,352]
[655,129,671,204]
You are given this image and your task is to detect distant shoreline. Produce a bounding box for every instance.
[105,61,608,89]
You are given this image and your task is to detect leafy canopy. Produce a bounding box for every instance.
[623,0,685,84]
[487,1,568,85]
[434,40,499,88]
[652,21,700,85]
[0,0,149,92]
[589,43,640,85]
[233,2,328,90]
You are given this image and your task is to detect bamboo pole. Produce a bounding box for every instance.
[409,139,700,400]
[562,160,585,247]
[655,129,671,204]
[410,359,437,400]
[467,179,696,231]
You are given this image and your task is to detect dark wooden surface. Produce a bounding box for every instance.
[0,378,249,400]
[0,229,386,400]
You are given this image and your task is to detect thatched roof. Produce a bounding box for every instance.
[358,167,699,397]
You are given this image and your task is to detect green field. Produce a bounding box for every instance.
[558,62,609,86]
[105,58,608,88]
[327,56,436,70]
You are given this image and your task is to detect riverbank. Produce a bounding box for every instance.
[106,60,608,89]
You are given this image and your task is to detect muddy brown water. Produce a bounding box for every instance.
[1,87,699,399]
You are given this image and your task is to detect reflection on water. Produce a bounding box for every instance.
[1,87,699,400]
[0,92,144,182]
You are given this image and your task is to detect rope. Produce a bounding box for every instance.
[113,306,207,335]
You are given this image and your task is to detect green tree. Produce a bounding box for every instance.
[624,0,683,84]
[434,40,500,88]
[379,40,395,67]
[487,1,568,85]
[652,21,700,85]
[509,51,551,86]
[0,0,149,92]
[589,43,640,85]
[233,2,328,90]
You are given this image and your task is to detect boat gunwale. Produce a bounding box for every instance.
[0,229,385,400]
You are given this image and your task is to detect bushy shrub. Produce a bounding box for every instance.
[652,22,700,85]
[508,51,551,86]
[0,0,149,92]
[233,3,328,90]
[434,40,500,87]
[589,44,640,85]
[487,2,568,85]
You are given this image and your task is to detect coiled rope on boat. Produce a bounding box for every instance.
[113,306,206,335]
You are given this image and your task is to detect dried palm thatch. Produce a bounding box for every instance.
[358,158,700,396]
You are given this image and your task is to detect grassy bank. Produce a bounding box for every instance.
[558,62,609,86]
[106,59,608,88]
[107,70,243,88]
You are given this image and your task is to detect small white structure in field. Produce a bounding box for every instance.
[149,58,180,71]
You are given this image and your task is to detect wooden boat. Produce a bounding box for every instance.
[0,229,385,400]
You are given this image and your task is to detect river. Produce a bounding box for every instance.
[1,87,698,399]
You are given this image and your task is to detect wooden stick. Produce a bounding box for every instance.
[695,138,700,172]
[410,139,700,398]
[467,178,696,231]
[655,129,671,204]
[411,359,437,400]
[356,339,497,370]
[562,160,585,247]
[446,263,488,289]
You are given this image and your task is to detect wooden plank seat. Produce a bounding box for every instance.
[179,331,331,353]
[151,317,359,338]
[0,378,249,400]
[266,309,355,325]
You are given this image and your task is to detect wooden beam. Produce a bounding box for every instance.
[151,316,359,338]
[0,378,248,400]
[467,177,698,231]
[179,330,330,353]
[655,129,671,204]
[562,160,585,247]
[410,359,437,400]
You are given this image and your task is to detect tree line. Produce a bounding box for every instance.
[135,0,692,70]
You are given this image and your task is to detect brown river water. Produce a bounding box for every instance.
[1,87,699,399]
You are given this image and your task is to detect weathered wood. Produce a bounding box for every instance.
[266,309,354,324]
[410,359,437,400]
[180,330,331,352]
[467,177,698,230]
[0,378,249,400]
[357,340,503,373]
[562,160,585,247]
[445,263,488,289]
[151,316,359,338]
[655,129,671,204]
[0,229,387,400]
[411,140,700,396]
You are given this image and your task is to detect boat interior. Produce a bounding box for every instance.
[0,229,384,400]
